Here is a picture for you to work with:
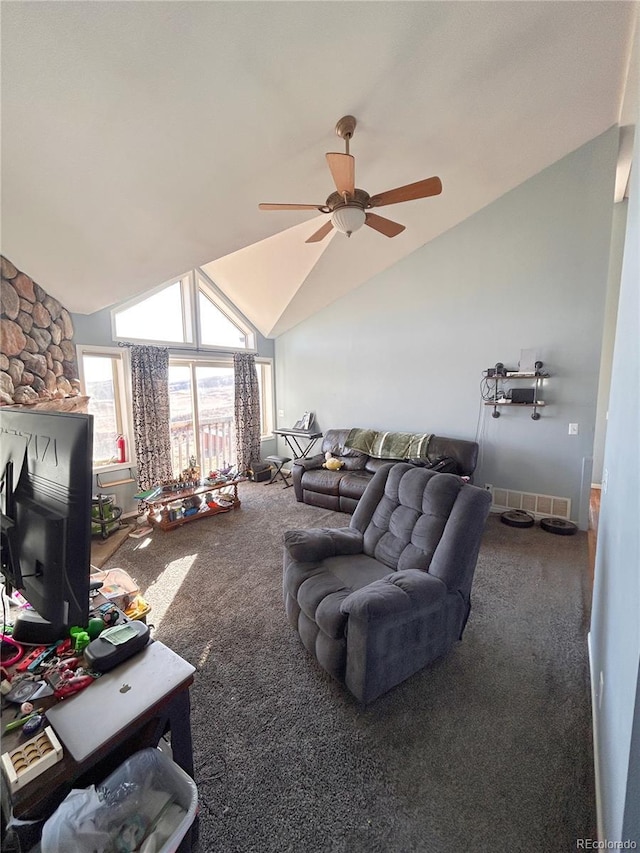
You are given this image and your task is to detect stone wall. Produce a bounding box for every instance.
[1,255,81,406]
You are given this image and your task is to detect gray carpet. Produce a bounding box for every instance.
[104,481,596,853]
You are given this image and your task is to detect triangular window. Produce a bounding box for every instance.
[197,273,255,350]
[112,278,192,344]
[111,271,256,350]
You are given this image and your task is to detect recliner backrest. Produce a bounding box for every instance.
[350,463,491,599]
[354,463,464,572]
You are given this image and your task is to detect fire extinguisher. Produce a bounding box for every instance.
[116,434,126,464]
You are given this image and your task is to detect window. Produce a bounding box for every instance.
[77,346,131,468]
[111,270,256,351]
[168,357,274,477]
[196,272,256,350]
[168,359,235,477]
[112,278,192,345]
[255,359,274,438]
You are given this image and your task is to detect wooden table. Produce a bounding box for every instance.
[1,641,196,851]
[148,477,245,531]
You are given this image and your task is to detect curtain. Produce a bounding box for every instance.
[234,352,261,475]
[130,345,174,490]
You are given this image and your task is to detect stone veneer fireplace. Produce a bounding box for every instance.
[1,255,83,408]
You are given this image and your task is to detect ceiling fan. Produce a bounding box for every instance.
[259,115,442,244]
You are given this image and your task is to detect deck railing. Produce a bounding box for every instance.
[170,417,235,476]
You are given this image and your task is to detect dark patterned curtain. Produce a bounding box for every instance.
[234,352,261,475]
[130,345,174,490]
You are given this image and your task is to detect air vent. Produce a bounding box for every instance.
[490,487,571,520]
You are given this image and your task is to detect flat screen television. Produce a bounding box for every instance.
[0,407,93,644]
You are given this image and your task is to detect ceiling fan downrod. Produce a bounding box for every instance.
[335,115,356,157]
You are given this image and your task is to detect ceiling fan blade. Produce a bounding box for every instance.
[365,212,406,238]
[305,220,334,243]
[369,176,442,208]
[326,153,355,196]
[259,203,325,211]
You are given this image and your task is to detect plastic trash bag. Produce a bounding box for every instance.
[40,786,113,853]
[40,748,196,853]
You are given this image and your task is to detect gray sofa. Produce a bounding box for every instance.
[284,462,492,703]
[292,428,479,513]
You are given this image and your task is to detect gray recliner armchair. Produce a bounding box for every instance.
[283,462,492,703]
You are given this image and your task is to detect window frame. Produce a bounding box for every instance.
[76,344,134,471]
[255,357,275,439]
[110,270,258,352]
[169,354,274,448]
[195,269,257,353]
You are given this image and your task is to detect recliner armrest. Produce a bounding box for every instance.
[340,570,447,620]
[292,454,324,471]
[284,527,364,563]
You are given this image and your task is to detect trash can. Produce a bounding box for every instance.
[40,748,197,853]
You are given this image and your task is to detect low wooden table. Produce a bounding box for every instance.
[147,477,245,531]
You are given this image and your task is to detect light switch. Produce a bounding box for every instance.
[568,423,579,435]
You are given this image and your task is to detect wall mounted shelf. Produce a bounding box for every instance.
[484,369,550,420]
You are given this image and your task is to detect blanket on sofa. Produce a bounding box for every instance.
[344,428,433,460]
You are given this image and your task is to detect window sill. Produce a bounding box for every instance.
[93,462,136,475]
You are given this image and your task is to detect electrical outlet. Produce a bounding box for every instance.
[278,410,284,419]
[484,483,493,492]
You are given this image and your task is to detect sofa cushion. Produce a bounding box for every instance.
[321,429,368,470]
[337,455,368,471]
[339,470,374,499]
[301,468,349,496]
[365,457,399,474]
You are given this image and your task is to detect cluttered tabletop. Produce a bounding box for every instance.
[1,569,152,808]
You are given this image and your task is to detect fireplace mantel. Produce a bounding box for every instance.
[2,395,90,414]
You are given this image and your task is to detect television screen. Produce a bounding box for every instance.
[0,408,93,644]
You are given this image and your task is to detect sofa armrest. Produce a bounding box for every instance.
[340,570,447,620]
[284,527,364,563]
[292,454,324,471]
[292,453,325,501]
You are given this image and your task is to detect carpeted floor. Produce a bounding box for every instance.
[103,480,596,853]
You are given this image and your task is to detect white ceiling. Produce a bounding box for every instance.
[1,2,637,338]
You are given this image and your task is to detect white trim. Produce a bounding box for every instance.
[167,353,274,447]
[169,353,233,367]
[92,462,134,475]
[588,631,604,839]
[255,356,275,439]
[110,273,195,347]
[195,268,257,351]
[109,268,259,352]
[76,344,135,469]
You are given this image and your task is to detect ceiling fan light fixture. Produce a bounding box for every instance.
[331,205,366,237]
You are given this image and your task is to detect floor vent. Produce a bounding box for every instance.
[490,487,571,520]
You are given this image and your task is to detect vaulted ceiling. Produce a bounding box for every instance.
[1,2,637,337]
